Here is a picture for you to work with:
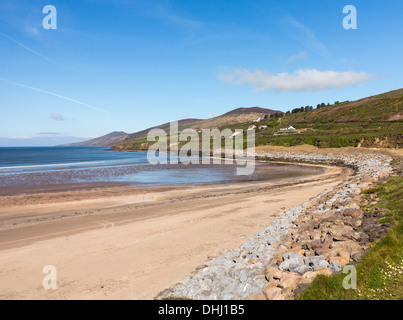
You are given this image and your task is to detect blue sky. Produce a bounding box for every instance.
[1,0,402,146]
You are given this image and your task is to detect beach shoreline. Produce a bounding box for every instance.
[0,160,346,300]
[157,147,396,300]
[0,160,328,208]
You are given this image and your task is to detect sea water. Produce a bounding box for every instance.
[0,147,323,187]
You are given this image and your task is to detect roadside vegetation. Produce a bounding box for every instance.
[298,173,403,300]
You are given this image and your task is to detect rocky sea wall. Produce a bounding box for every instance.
[156,151,394,300]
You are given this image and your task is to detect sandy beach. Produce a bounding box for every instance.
[0,162,348,300]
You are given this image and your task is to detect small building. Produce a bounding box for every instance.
[279,126,295,131]
[253,118,261,123]
[259,125,268,130]
[230,131,242,138]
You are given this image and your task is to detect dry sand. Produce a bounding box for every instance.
[0,163,348,300]
[255,144,403,158]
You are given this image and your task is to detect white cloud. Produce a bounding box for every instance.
[218,68,380,92]
[50,113,65,121]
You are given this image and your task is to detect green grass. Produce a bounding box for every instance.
[250,88,403,148]
[298,174,403,300]
[119,126,403,150]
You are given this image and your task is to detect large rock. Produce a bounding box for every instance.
[264,265,280,282]
[342,208,364,219]
[277,273,302,289]
[329,261,342,272]
[304,256,330,271]
[378,171,390,179]
[327,225,355,239]
[294,264,312,275]
[310,240,333,256]
[265,287,285,300]
[279,252,305,273]
[272,248,288,266]
[331,239,360,253]
[316,268,333,277]
[325,248,351,266]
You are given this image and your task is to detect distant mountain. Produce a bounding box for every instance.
[115,107,282,150]
[127,118,203,139]
[189,107,281,130]
[127,107,281,138]
[63,106,280,148]
[60,88,403,150]
[61,131,129,147]
[222,106,279,116]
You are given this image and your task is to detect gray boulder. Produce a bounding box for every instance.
[279,252,305,272]
[294,264,312,275]
[304,256,330,271]
[329,261,342,272]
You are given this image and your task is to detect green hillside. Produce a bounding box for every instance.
[114,88,403,151]
[115,120,200,151]
[222,88,403,149]
[284,88,403,124]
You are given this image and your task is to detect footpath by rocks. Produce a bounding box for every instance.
[156,151,394,300]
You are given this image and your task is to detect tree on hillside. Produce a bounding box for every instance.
[304,106,313,112]
[291,108,300,114]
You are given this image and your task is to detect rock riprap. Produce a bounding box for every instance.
[156,151,394,300]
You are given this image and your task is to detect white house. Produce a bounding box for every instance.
[230,131,242,138]
[279,126,296,131]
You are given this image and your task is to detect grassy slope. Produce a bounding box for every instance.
[250,88,403,148]
[116,123,195,150]
[114,88,403,150]
[298,173,403,300]
[116,108,280,150]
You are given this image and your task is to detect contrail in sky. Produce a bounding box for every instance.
[1,79,112,115]
[0,31,58,64]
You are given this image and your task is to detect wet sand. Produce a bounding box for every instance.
[0,163,349,299]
